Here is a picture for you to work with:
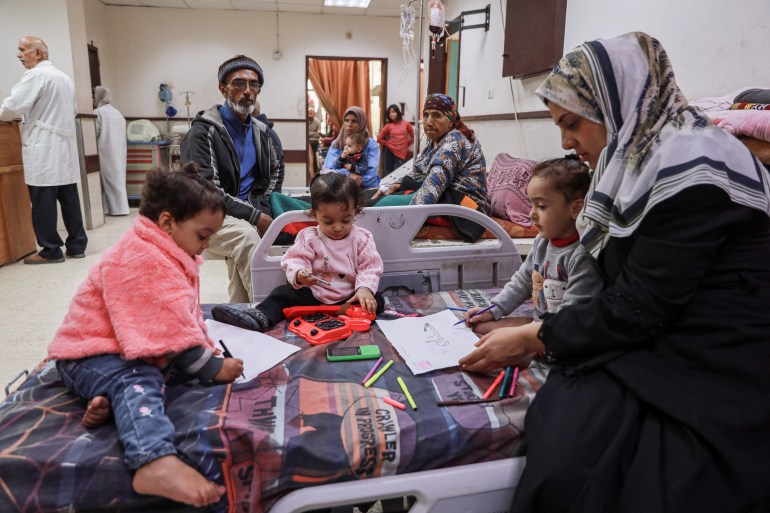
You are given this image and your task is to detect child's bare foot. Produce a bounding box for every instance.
[133,455,225,507]
[83,396,111,428]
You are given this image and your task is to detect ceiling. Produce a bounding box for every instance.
[98,0,416,17]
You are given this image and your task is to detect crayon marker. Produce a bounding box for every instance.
[382,396,406,410]
[482,370,506,399]
[364,359,394,388]
[396,377,417,410]
[509,367,520,397]
[453,304,495,326]
[361,357,384,385]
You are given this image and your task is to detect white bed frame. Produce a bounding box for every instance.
[250,204,525,302]
[268,457,526,513]
[251,193,528,511]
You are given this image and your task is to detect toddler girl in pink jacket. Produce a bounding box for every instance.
[213,172,384,331]
[47,166,243,508]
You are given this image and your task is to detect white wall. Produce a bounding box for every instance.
[80,3,418,187]
[0,0,76,100]
[92,6,417,123]
[83,0,112,86]
[443,0,770,164]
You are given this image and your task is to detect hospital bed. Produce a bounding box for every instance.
[252,204,525,302]
[0,290,539,513]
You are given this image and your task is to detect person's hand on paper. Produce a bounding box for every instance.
[464,306,494,325]
[214,358,244,383]
[347,287,377,314]
[459,322,544,373]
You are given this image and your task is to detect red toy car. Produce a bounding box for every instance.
[282,305,375,345]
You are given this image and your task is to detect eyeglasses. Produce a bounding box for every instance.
[229,79,261,91]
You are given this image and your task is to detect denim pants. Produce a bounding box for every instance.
[382,146,405,177]
[56,355,177,469]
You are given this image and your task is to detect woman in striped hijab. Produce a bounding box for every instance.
[460,32,770,512]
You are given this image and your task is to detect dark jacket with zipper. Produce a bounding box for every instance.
[255,112,285,193]
[181,105,280,225]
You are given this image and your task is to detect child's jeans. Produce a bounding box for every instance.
[56,355,177,470]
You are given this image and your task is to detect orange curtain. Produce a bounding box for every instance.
[308,58,372,135]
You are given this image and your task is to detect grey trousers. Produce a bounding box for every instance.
[206,215,260,303]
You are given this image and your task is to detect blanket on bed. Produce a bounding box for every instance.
[0,291,542,513]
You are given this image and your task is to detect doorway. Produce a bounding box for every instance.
[88,43,101,92]
[305,56,388,184]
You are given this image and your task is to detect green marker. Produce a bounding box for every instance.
[364,359,394,388]
[397,376,417,410]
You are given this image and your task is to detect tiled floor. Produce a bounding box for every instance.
[0,209,390,513]
[0,208,231,394]
[0,164,309,395]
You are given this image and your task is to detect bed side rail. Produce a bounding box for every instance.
[251,205,522,302]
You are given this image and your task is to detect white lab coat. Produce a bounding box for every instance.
[95,103,129,215]
[0,61,80,186]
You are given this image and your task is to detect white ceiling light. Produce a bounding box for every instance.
[324,0,371,7]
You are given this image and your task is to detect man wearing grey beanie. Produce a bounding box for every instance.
[182,54,281,303]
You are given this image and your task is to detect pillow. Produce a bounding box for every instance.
[487,153,536,226]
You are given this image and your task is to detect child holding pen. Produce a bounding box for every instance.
[47,165,243,508]
[212,173,385,332]
[463,156,603,351]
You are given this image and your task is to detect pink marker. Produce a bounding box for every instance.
[361,357,383,385]
[509,367,519,397]
[482,370,506,399]
[383,396,406,410]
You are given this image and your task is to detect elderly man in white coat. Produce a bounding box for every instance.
[93,86,129,216]
[0,36,87,264]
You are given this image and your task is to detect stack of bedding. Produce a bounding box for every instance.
[691,87,770,164]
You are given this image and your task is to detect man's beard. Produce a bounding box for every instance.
[226,94,255,117]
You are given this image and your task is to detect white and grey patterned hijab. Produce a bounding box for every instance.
[536,32,770,256]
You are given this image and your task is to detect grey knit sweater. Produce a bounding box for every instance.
[491,234,604,321]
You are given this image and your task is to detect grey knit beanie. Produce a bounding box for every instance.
[217,54,264,86]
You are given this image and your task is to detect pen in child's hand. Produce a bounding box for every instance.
[219,339,245,379]
[453,304,495,326]
[218,339,233,358]
[300,270,331,286]
[312,275,332,286]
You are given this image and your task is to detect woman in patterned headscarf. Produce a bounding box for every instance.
[460,32,770,512]
[322,106,380,189]
[373,93,489,239]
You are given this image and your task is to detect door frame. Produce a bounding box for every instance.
[305,55,388,184]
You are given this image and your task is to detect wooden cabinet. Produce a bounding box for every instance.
[0,122,36,265]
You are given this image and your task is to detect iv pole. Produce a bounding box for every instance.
[412,0,425,155]
[179,91,195,128]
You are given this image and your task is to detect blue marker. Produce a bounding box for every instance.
[453,304,495,326]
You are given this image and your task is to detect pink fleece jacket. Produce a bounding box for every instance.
[281,225,383,304]
[48,215,215,362]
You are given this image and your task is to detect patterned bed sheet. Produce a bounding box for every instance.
[0,291,544,513]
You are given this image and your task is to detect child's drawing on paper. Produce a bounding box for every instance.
[377,310,480,374]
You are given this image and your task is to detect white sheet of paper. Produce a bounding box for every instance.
[205,319,300,383]
[376,309,479,375]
